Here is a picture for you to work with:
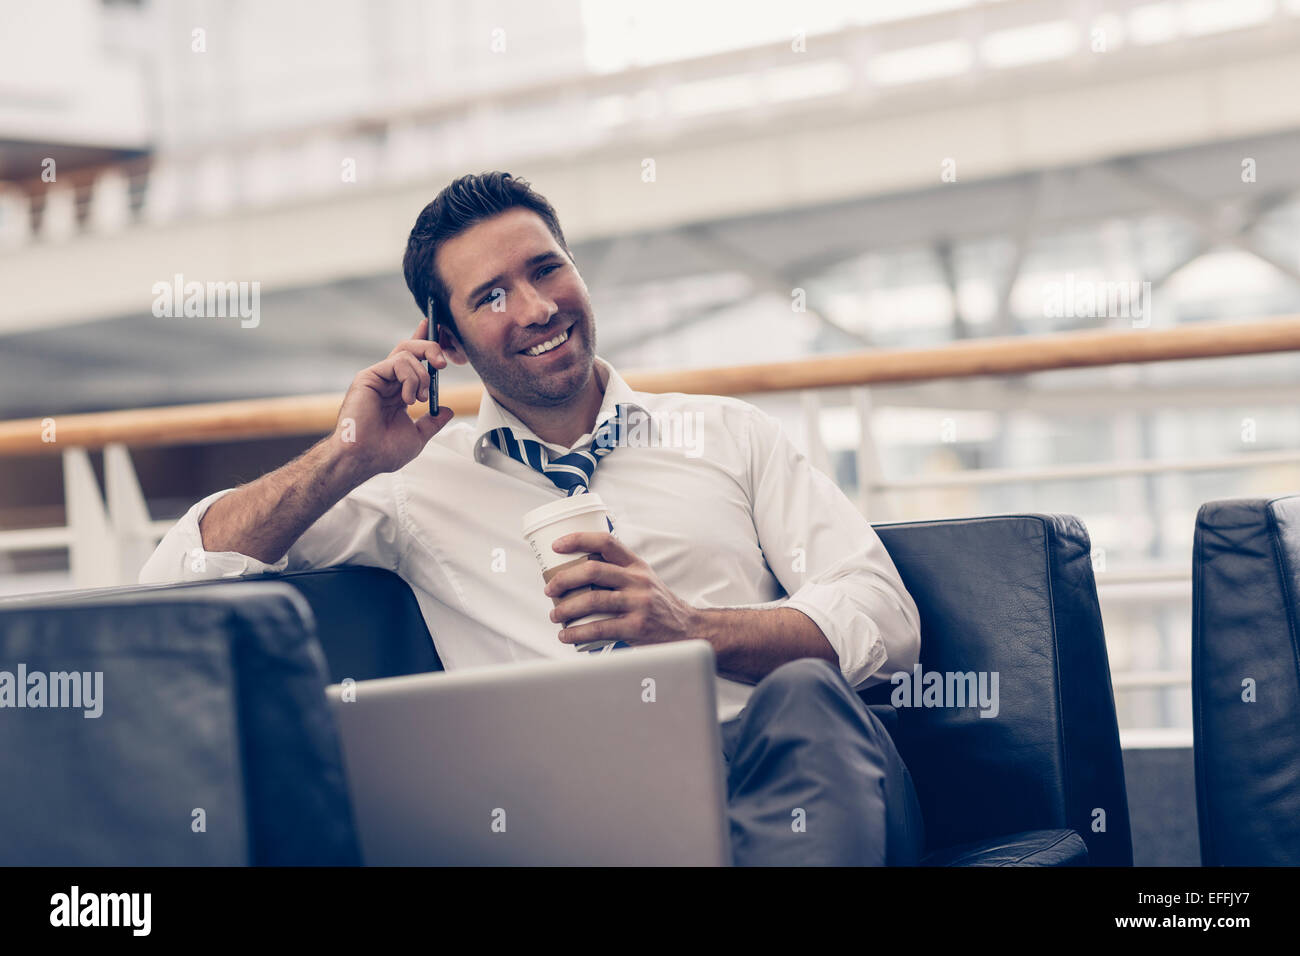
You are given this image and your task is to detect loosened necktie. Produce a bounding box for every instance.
[486,403,638,497]
[487,403,642,652]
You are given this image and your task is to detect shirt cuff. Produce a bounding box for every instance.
[783,582,889,689]
[138,488,290,583]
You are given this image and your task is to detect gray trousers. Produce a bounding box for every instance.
[719,657,926,866]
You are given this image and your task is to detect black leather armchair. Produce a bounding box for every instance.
[0,583,360,865]
[871,513,1131,866]
[1192,494,1300,866]
[241,512,1133,865]
[0,511,1131,866]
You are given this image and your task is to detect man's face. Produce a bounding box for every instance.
[434,207,597,409]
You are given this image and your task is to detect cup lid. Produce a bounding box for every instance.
[521,491,608,538]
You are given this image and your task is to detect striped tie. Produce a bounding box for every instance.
[487,404,641,653]
[486,403,639,497]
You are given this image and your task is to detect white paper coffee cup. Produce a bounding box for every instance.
[522,493,618,653]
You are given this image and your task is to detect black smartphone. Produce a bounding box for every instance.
[425,296,439,415]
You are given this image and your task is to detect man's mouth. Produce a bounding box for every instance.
[520,326,572,357]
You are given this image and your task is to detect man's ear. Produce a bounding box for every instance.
[437,324,470,365]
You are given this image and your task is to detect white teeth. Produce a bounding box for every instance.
[525,329,569,356]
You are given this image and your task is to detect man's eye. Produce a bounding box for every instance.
[475,266,557,308]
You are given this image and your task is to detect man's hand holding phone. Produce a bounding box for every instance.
[334,316,455,480]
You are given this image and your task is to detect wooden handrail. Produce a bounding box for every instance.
[1,316,1297,456]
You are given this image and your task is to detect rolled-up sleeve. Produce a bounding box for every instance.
[745,406,921,689]
[137,473,403,584]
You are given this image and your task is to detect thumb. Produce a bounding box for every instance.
[414,405,454,442]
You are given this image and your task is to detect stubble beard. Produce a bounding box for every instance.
[462,315,597,410]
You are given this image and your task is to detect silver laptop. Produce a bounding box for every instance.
[325,639,732,865]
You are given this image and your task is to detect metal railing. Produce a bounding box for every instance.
[1,315,1297,735]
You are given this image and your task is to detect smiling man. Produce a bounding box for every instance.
[140,171,926,866]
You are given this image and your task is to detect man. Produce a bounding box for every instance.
[140,171,926,866]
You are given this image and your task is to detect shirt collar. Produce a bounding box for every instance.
[472,355,650,462]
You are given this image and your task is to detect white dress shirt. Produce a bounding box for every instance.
[139,356,921,721]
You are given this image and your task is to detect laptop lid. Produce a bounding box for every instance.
[326,639,731,865]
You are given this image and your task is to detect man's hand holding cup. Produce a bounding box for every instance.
[522,493,697,652]
[545,530,699,650]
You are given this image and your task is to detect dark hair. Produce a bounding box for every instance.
[402,171,572,338]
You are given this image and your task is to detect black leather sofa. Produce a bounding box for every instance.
[1193,494,1300,865]
[0,512,1131,865]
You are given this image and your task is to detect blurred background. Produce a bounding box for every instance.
[1,0,1298,764]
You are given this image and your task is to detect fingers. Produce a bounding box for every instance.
[550,531,637,566]
[392,351,429,405]
[365,351,430,405]
[543,557,627,598]
[390,335,448,368]
[550,586,631,625]
[557,614,624,645]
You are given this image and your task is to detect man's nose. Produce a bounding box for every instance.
[513,282,557,327]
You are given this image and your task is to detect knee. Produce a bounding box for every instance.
[750,657,853,713]
[765,656,842,689]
